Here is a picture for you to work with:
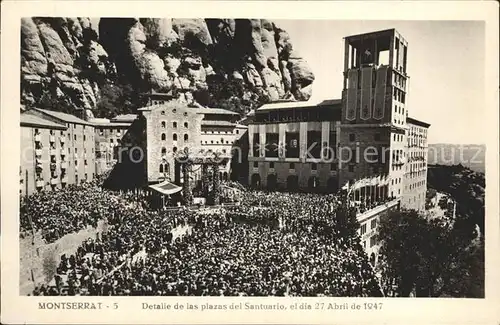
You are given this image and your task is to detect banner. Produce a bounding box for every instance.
[360,67,373,120]
[373,66,388,120]
[346,70,358,121]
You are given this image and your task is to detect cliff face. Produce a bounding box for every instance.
[21,18,315,118]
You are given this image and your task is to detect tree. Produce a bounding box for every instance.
[377,209,484,297]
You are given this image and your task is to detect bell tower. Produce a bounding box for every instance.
[339,29,409,200]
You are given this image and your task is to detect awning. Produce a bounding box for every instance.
[149,181,182,195]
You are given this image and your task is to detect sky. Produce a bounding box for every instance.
[274,20,485,145]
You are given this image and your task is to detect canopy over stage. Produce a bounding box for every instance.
[149,181,182,195]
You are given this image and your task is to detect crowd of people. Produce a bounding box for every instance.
[23,181,383,297]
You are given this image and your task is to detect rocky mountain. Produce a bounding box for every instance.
[21,18,315,118]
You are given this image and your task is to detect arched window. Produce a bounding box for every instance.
[159,164,164,173]
[173,133,177,141]
[184,134,189,141]
[161,121,166,128]
[173,122,177,128]
[161,147,167,155]
[184,122,188,128]
[161,110,165,115]
[173,147,178,153]
[161,133,166,141]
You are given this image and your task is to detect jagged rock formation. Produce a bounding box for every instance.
[21,18,315,117]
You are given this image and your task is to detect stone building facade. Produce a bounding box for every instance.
[107,97,249,191]
[20,109,96,196]
[20,113,68,196]
[27,108,96,186]
[403,117,430,211]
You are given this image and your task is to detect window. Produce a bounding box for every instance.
[311,163,317,171]
[184,134,189,141]
[84,160,88,166]
[75,160,78,166]
[84,135,86,141]
[221,138,224,143]
[360,224,367,235]
[161,133,166,141]
[161,147,167,155]
[331,163,336,170]
[184,122,188,128]
[173,134,177,141]
[270,162,275,169]
[183,112,188,117]
[370,236,377,247]
[173,147,178,153]
[253,162,258,168]
[349,133,355,142]
[74,135,77,141]
[290,163,295,170]
[75,148,78,154]
[173,122,177,128]
[172,109,177,113]
[161,110,166,115]
[160,165,164,173]
[236,130,239,134]
[371,219,377,229]
[161,121,166,128]
[375,133,381,141]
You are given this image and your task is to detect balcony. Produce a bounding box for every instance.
[50,148,57,156]
[49,135,56,143]
[60,137,66,143]
[36,179,44,188]
[61,161,68,169]
[50,178,59,185]
[34,134,42,142]
[35,149,43,157]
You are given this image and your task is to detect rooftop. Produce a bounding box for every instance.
[111,114,138,122]
[195,107,239,116]
[21,112,67,130]
[34,108,93,126]
[138,100,239,116]
[201,120,237,127]
[407,117,431,128]
[257,99,342,111]
[344,28,396,40]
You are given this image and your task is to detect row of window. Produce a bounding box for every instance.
[253,161,337,171]
[393,87,406,104]
[160,109,188,116]
[202,130,240,135]
[391,177,402,185]
[201,138,233,145]
[161,121,189,129]
[38,129,94,142]
[161,133,189,141]
[407,180,426,190]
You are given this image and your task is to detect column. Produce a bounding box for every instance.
[259,124,266,158]
[279,124,286,159]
